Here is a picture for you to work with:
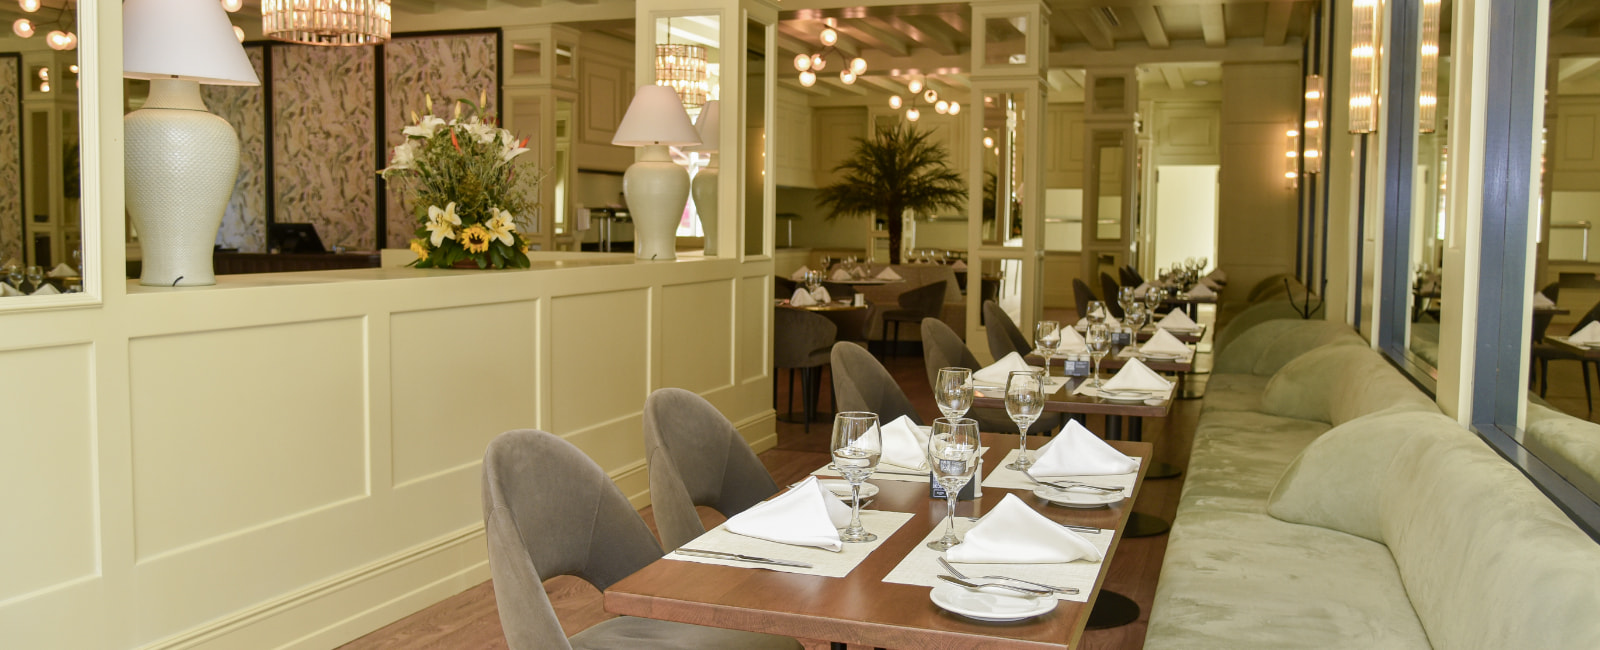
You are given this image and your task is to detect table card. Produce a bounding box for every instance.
[666,510,915,578]
[880,517,1112,602]
[980,451,1141,491]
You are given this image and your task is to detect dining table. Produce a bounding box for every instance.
[604,434,1153,649]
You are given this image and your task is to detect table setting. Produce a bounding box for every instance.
[1118,327,1194,363]
[1557,321,1600,350]
[1072,357,1175,404]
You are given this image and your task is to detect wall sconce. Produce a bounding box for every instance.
[1349,0,1380,134]
[1285,128,1300,189]
[1303,74,1324,174]
[1419,0,1442,133]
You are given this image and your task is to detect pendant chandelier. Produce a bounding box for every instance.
[656,18,710,109]
[262,0,392,47]
[886,75,959,122]
[793,19,866,88]
[11,0,77,51]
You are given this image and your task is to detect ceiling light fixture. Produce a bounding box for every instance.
[262,0,391,46]
[1303,75,1324,174]
[890,74,958,122]
[654,17,710,109]
[1418,0,1442,133]
[793,18,866,88]
[1349,0,1380,133]
[13,0,74,49]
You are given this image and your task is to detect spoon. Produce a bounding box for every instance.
[1021,468,1123,493]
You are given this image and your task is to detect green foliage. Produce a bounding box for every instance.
[815,123,966,264]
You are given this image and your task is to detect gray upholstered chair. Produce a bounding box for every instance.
[774,307,837,431]
[830,341,922,424]
[643,388,780,553]
[982,300,1031,360]
[481,429,800,650]
[1100,272,1125,318]
[1072,278,1096,320]
[880,280,948,357]
[921,317,1063,435]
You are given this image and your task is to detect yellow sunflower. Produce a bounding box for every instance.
[409,238,429,259]
[459,224,492,254]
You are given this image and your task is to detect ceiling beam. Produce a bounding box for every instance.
[1047,69,1074,92]
[880,16,960,56]
[1552,0,1598,33]
[390,0,438,13]
[902,14,967,53]
[819,75,868,95]
[1130,6,1169,49]
[858,74,909,96]
[1159,65,1186,91]
[1200,4,1226,47]
[850,38,1301,77]
[1263,2,1293,47]
[836,19,911,57]
[1559,57,1600,82]
[1064,8,1115,51]
[779,77,832,97]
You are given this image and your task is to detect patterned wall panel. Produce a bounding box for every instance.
[0,56,20,265]
[204,47,267,253]
[273,46,377,251]
[381,32,498,249]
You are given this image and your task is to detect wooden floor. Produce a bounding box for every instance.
[342,314,1202,650]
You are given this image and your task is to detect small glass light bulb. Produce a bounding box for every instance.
[221,0,243,11]
[983,136,995,148]
[820,28,837,47]
[907,78,923,94]
[799,70,816,87]
[850,57,867,75]
[39,81,49,92]
[889,95,902,109]
[68,64,78,74]
[234,25,245,42]
[906,108,920,122]
[13,18,33,38]
[840,70,855,84]
[794,53,811,72]
[948,102,961,115]
[18,0,38,12]
[936,100,949,114]
[811,54,826,71]
[923,89,938,104]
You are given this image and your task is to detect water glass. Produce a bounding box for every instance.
[1118,286,1137,317]
[935,367,974,419]
[1144,286,1165,314]
[926,417,981,551]
[830,411,882,543]
[1086,300,1108,326]
[1085,324,1111,388]
[1004,370,1045,470]
[25,265,44,291]
[804,270,822,293]
[3,264,19,288]
[1035,320,1061,381]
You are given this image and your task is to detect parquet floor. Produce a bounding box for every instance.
[342,312,1204,650]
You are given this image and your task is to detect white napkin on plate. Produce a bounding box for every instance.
[1133,282,1152,297]
[790,287,818,307]
[973,351,1035,386]
[1535,292,1556,308]
[1570,321,1600,346]
[1140,328,1189,356]
[1186,284,1216,299]
[811,286,832,303]
[880,415,930,471]
[1207,269,1227,282]
[0,283,22,297]
[1157,309,1197,332]
[725,475,853,552]
[830,268,852,281]
[31,284,59,296]
[1030,420,1140,476]
[945,494,1101,564]
[951,260,967,271]
[1200,277,1220,290]
[47,263,75,278]
[1099,358,1173,393]
[789,265,812,281]
[875,267,902,281]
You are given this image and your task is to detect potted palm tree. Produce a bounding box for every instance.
[817,123,966,265]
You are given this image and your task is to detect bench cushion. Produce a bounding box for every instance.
[1260,345,1437,426]
[1182,411,1329,513]
[1199,373,1269,413]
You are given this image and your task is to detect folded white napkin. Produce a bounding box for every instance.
[811,286,832,303]
[974,352,1035,386]
[1158,309,1198,332]
[47,263,75,278]
[1133,282,1152,297]
[725,476,854,551]
[1207,269,1227,281]
[790,265,812,281]
[951,260,967,271]
[1535,292,1556,308]
[0,283,22,297]
[880,415,930,471]
[830,268,852,281]
[1099,358,1173,392]
[31,284,59,296]
[1055,325,1087,353]
[790,287,818,307]
[1571,321,1600,346]
[1075,313,1122,329]
[1200,277,1220,290]
[1186,284,1216,298]
[1140,328,1189,356]
[875,267,902,281]
[945,494,1101,564]
[1030,420,1140,476]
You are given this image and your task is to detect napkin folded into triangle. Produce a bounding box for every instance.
[811,286,832,303]
[1186,284,1216,298]
[830,268,852,281]
[880,415,930,471]
[1140,328,1189,355]
[1571,321,1600,346]
[951,260,967,271]
[1157,309,1198,331]
[791,287,818,306]
[875,267,902,281]
[1207,269,1227,281]
[47,263,75,278]
[790,266,813,281]
[973,351,1035,386]
[1133,282,1153,297]
[945,493,1101,564]
[1030,420,1139,476]
[1534,292,1556,308]
[31,284,59,296]
[725,475,854,552]
[1054,325,1087,353]
[1200,277,1221,290]
[0,283,22,297]
[1099,358,1172,392]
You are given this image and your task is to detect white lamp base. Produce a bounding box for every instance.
[125,78,240,286]
[623,144,689,261]
[691,153,718,256]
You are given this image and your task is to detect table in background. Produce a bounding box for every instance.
[775,301,870,423]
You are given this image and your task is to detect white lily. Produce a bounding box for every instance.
[485,208,517,246]
[425,203,462,246]
[387,141,417,170]
[465,121,497,144]
[403,115,447,139]
[501,136,530,162]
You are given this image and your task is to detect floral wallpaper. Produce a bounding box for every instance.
[381,33,498,249]
[0,56,19,265]
[204,47,267,253]
[273,45,377,251]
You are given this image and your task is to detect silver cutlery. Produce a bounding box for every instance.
[1021,469,1123,493]
[939,558,1078,595]
[872,468,929,477]
[959,516,1102,535]
[936,573,1054,596]
[674,548,813,569]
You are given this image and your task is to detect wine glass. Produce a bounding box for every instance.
[1118,286,1137,318]
[830,411,882,543]
[1125,303,1148,342]
[3,264,20,289]
[1144,285,1165,316]
[1035,320,1061,381]
[1003,370,1045,470]
[934,367,974,419]
[926,417,981,551]
[1086,300,1107,326]
[804,270,822,294]
[25,265,44,291]
[1085,324,1112,388]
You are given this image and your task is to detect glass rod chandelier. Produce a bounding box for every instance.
[262,0,392,47]
[656,43,710,109]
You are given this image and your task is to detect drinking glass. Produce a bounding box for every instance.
[830,411,882,543]
[926,417,981,551]
[934,367,974,419]
[1035,320,1061,381]
[1144,285,1165,314]
[1086,300,1107,326]
[1118,286,1138,318]
[1125,304,1148,340]
[3,264,20,289]
[1003,370,1045,470]
[1085,323,1111,388]
[804,270,822,294]
[25,265,44,291]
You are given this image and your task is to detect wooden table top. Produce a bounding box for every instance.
[1553,337,1600,359]
[971,376,1176,418]
[604,436,1152,649]
[776,300,869,312]
[1025,346,1194,374]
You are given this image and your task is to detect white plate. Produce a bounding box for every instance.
[817,479,879,500]
[1032,486,1125,508]
[929,581,1058,622]
[1097,389,1158,403]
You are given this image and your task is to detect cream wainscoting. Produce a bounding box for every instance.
[0,254,775,648]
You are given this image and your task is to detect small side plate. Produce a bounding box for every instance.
[1033,486,1125,508]
[929,582,1057,622]
[817,479,879,500]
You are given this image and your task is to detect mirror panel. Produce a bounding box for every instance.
[1092,131,1124,240]
[983,16,1028,67]
[3,43,85,299]
[744,15,766,256]
[980,91,1024,247]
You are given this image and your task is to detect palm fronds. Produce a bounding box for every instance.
[816,123,966,264]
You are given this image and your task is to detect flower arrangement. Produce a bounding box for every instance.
[381,92,539,269]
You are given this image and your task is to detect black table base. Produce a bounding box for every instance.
[1123,511,1172,538]
[1085,589,1141,629]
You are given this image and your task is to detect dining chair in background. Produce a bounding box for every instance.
[775,276,797,297]
[774,307,837,431]
[1533,299,1600,413]
[921,317,1064,435]
[1072,278,1096,320]
[982,299,1031,360]
[481,429,801,650]
[1119,265,1144,288]
[1100,273,1125,319]
[831,340,923,424]
[643,388,780,553]
[880,280,948,358]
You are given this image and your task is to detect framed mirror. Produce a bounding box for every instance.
[743,13,769,257]
[980,91,1024,248]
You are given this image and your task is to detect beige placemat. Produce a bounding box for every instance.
[1116,347,1194,363]
[1071,382,1174,400]
[880,517,1113,602]
[812,447,991,483]
[665,510,915,578]
[981,450,1142,492]
[973,376,1068,398]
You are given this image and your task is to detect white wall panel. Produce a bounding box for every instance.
[737,274,769,384]
[550,288,649,472]
[660,280,733,393]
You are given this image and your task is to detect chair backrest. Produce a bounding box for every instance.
[897,280,948,317]
[774,307,837,369]
[820,281,856,301]
[1072,279,1096,318]
[1572,299,1600,335]
[1122,265,1145,287]
[921,317,982,389]
[1540,281,1561,304]
[1532,310,1556,343]
[775,276,798,297]
[643,388,779,552]
[482,429,664,650]
[982,300,1031,359]
[1100,273,1125,318]
[830,341,922,425]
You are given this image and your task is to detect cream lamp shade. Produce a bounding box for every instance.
[612,85,702,147]
[689,99,720,153]
[612,85,700,262]
[124,0,259,86]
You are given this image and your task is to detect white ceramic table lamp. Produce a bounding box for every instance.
[688,100,720,257]
[123,0,260,286]
[612,86,701,261]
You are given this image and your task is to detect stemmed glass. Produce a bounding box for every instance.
[25,265,44,291]
[830,411,882,543]
[804,270,822,295]
[1035,320,1061,381]
[1144,285,1165,318]
[1085,323,1111,388]
[1003,370,1045,470]
[935,367,974,419]
[3,264,20,289]
[926,417,981,551]
[1125,303,1148,344]
[1117,286,1137,318]
[1085,300,1107,327]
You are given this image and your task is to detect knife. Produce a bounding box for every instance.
[674,548,814,568]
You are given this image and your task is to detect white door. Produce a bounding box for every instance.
[1153,165,1220,272]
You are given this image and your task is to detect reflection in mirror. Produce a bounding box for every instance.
[553,99,572,236]
[1092,131,1124,240]
[744,18,766,256]
[983,16,1027,67]
[980,92,1023,247]
[1404,66,1447,370]
[1,36,83,299]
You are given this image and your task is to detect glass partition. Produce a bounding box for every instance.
[743,15,768,256]
[980,91,1024,248]
[1405,60,1450,372]
[3,43,86,304]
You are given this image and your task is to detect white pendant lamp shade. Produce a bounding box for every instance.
[690,99,720,153]
[611,85,702,147]
[124,0,260,86]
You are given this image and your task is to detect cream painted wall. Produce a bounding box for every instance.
[1153,165,1220,270]
[1217,62,1302,310]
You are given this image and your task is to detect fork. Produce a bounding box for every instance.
[935,574,1055,596]
[1021,468,1123,493]
[939,558,1078,595]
